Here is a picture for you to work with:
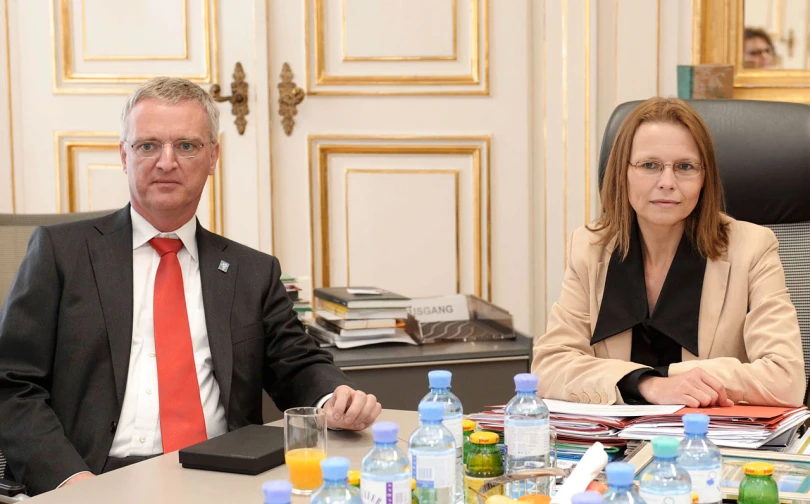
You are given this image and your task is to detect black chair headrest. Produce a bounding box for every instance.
[597,99,810,225]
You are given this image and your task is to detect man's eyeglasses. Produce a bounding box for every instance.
[746,47,774,57]
[129,140,208,159]
[629,161,704,179]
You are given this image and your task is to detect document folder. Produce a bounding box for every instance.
[178,424,286,475]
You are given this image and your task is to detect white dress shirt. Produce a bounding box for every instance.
[108,208,228,457]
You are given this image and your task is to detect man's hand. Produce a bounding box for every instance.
[638,368,734,408]
[61,472,95,487]
[324,385,382,430]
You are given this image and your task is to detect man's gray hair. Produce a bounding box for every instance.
[120,77,220,142]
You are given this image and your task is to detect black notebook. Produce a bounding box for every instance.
[178,424,285,475]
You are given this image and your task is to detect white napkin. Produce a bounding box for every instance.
[550,442,609,504]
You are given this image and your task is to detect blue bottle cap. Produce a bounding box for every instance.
[419,401,446,422]
[372,422,399,443]
[605,462,635,487]
[428,370,452,388]
[571,492,604,504]
[651,436,680,458]
[262,480,292,504]
[682,413,710,435]
[514,373,539,392]
[321,456,351,481]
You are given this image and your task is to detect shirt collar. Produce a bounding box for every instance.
[590,221,706,356]
[130,207,198,262]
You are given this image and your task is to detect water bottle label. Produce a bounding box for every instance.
[504,422,549,457]
[361,479,411,504]
[443,417,464,450]
[639,491,692,504]
[464,475,502,504]
[412,453,455,489]
[687,468,722,504]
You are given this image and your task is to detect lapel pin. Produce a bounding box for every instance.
[218,260,230,273]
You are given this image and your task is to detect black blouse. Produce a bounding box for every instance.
[590,223,707,404]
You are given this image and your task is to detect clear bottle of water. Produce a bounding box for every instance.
[639,437,692,504]
[503,373,551,497]
[677,413,722,504]
[312,457,363,504]
[420,370,464,504]
[361,422,411,504]
[572,492,605,504]
[409,401,457,504]
[603,462,646,504]
[262,480,293,504]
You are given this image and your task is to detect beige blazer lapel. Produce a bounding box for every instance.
[691,255,731,361]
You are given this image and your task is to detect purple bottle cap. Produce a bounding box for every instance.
[428,370,452,388]
[419,401,446,422]
[683,413,710,435]
[605,462,635,487]
[571,492,603,504]
[514,373,539,393]
[372,422,399,443]
[321,456,351,481]
[262,480,292,504]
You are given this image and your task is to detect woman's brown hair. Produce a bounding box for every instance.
[592,97,729,260]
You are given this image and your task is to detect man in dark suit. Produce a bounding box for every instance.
[0,77,381,495]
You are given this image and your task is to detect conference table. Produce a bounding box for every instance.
[28,409,420,503]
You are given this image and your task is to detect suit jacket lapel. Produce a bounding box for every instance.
[196,224,236,416]
[694,256,731,360]
[87,206,134,406]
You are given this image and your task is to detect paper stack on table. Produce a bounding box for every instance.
[619,404,810,449]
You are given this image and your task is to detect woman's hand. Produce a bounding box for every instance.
[637,368,734,407]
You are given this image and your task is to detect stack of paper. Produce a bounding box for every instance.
[468,401,684,463]
[619,404,810,449]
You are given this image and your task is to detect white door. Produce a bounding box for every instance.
[1,0,534,332]
[0,0,272,250]
[267,0,533,330]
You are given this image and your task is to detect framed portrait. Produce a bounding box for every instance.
[625,442,810,502]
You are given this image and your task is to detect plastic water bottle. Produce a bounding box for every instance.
[262,480,292,504]
[677,414,722,504]
[409,402,457,504]
[361,422,411,504]
[639,437,692,504]
[572,492,605,504]
[503,373,551,497]
[603,462,646,504]
[420,370,464,503]
[312,457,362,504]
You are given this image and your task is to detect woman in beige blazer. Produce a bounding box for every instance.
[532,97,805,407]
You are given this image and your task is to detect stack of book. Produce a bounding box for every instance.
[281,274,313,321]
[306,287,415,349]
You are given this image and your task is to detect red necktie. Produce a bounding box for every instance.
[149,237,207,453]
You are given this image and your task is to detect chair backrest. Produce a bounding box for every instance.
[0,210,112,481]
[0,211,112,309]
[598,99,810,403]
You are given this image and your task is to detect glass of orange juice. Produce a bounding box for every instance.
[284,407,327,495]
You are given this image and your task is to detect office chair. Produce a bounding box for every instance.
[0,210,112,501]
[598,99,810,406]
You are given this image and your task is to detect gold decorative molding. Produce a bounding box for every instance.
[51,0,218,94]
[308,136,491,299]
[693,0,810,103]
[64,140,119,213]
[344,169,461,293]
[211,62,249,135]
[306,0,489,95]
[277,63,305,136]
[340,0,458,62]
[3,0,15,212]
[81,0,189,61]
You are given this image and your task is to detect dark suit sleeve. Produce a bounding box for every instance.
[617,366,669,404]
[0,227,91,494]
[261,256,354,411]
